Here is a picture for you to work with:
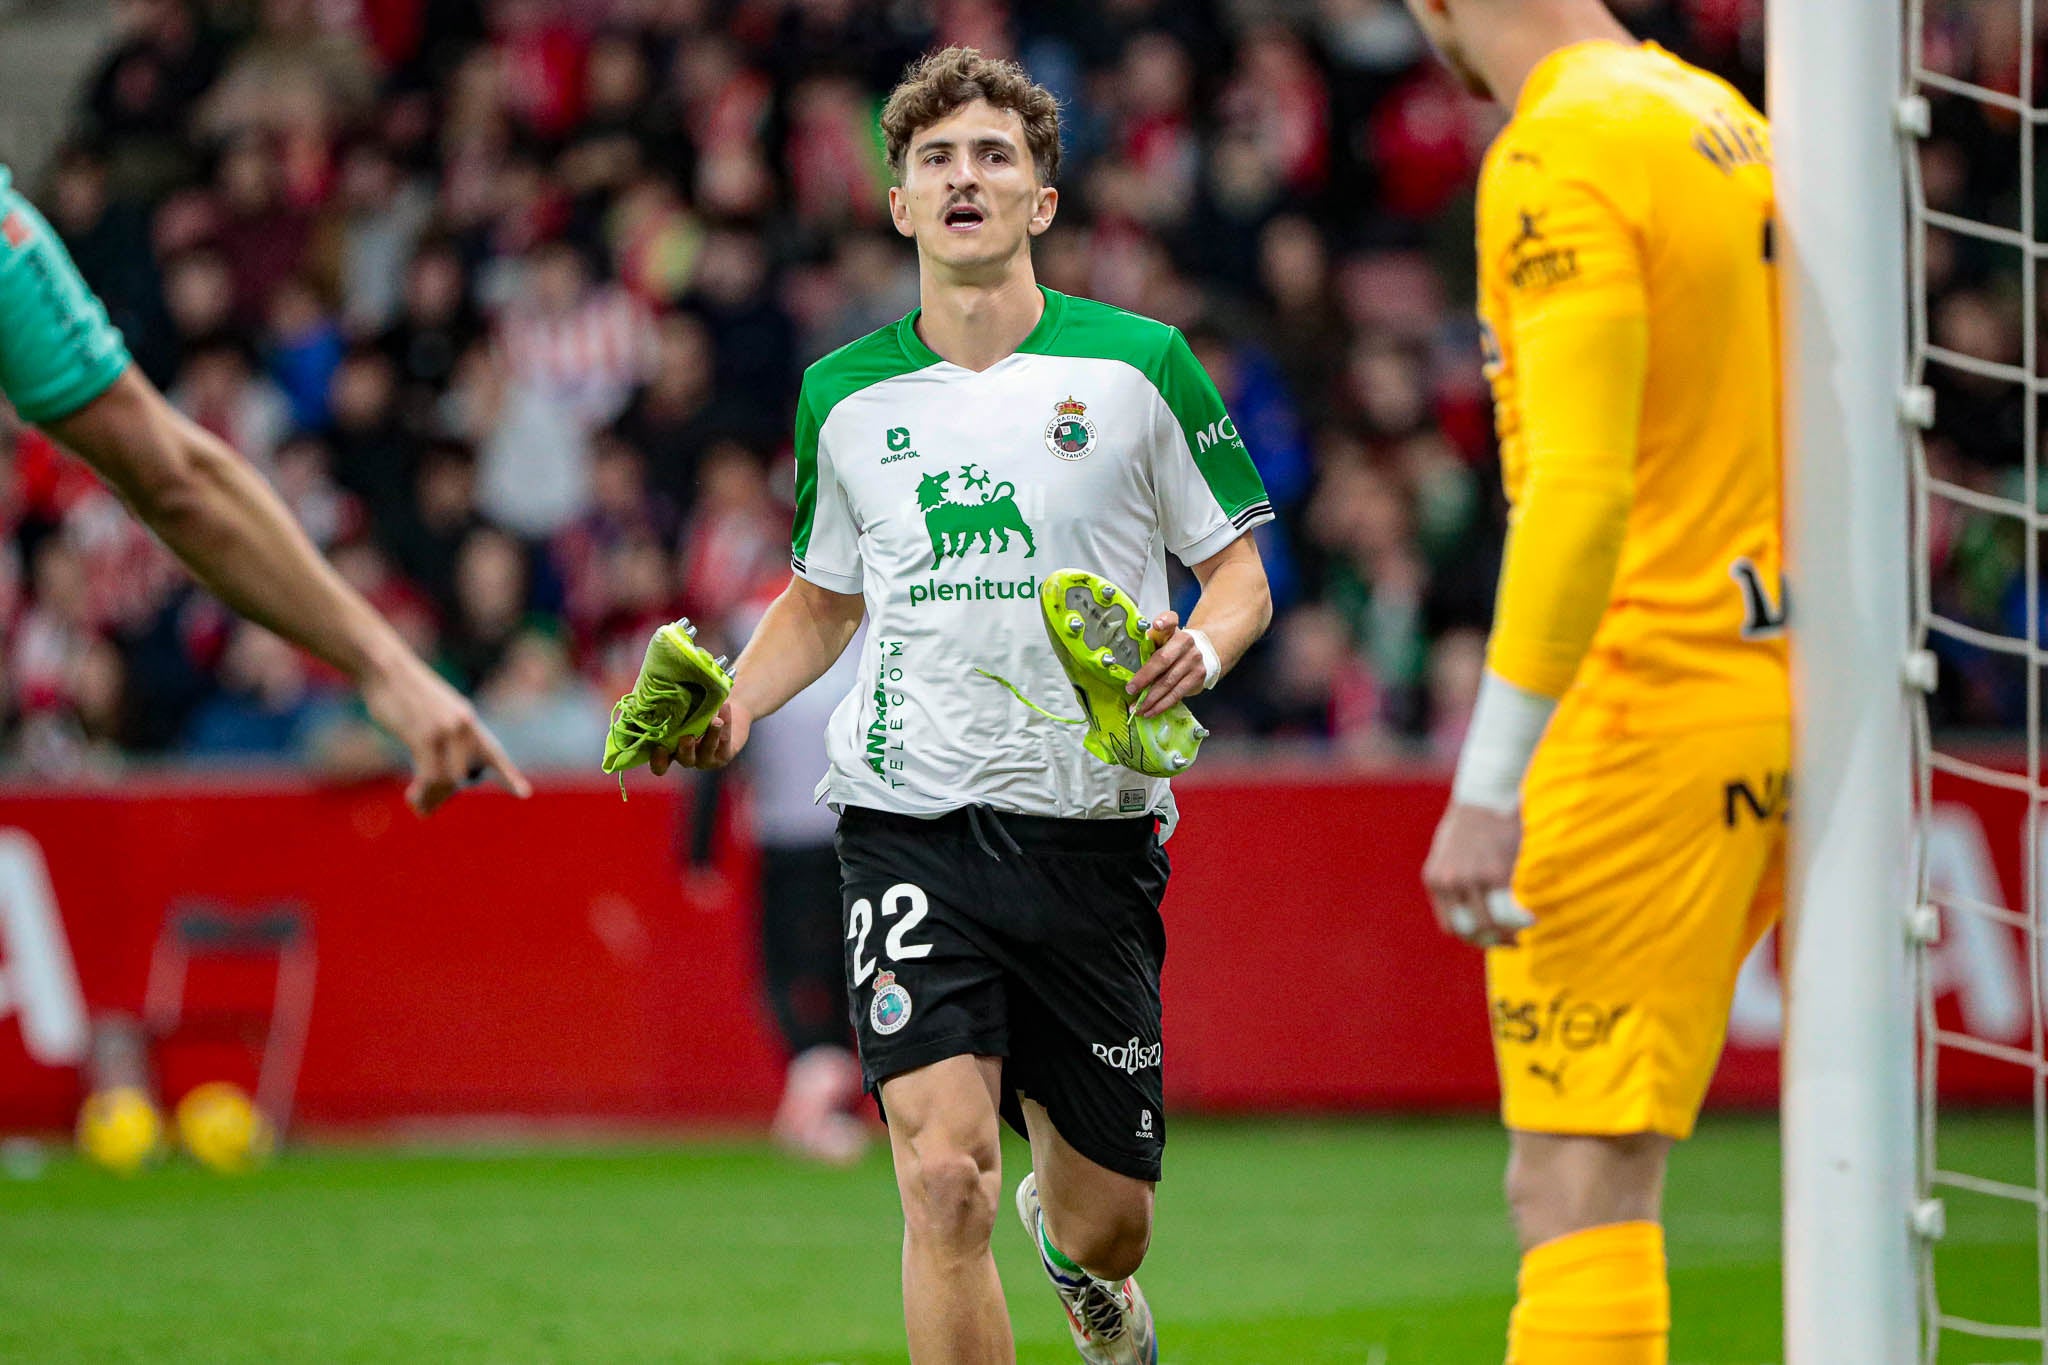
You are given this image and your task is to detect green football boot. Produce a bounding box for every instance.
[979,569,1208,777]
[601,617,734,797]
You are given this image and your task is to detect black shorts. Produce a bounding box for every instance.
[836,804,1170,1183]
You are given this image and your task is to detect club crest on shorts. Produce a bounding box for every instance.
[1044,396,1097,461]
[870,970,913,1036]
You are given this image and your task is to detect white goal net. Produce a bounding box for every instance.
[1905,0,2048,1358]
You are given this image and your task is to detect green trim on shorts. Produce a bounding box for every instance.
[0,172,132,424]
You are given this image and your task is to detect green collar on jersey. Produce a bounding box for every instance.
[896,285,1069,370]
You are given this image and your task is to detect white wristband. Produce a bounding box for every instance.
[1450,670,1559,812]
[1186,628,1221,691]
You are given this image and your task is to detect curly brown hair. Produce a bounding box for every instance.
[880,47,1062,186]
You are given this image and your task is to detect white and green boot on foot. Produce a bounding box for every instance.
[1015,1173,1160,1365]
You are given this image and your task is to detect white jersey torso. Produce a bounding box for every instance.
[790,288,1271,822]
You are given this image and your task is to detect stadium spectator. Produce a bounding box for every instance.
[12,539,99,721]
[160,248,237,359]
[675,442,785,635]
[264,277,346,434]
[441,526,531,691]
[331,139,436,337]
[181,621,351,760]
[77,0,223,197]
[170,334,291,473]
[445,337,593,539]
[552,431,677,640]
[494,239,654,431]
[325,344,414,535]
[380,239,481,427]
[476,627,608,770]
[211,134,315,332]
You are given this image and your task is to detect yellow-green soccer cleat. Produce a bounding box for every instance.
[601,618,734,796]
[980,569,1208,777]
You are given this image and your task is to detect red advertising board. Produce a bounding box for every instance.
[0,765,2031,1130]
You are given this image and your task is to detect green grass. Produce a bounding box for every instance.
[0,1114,2033,1364]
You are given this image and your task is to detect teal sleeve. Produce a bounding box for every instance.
[0,185,131,424]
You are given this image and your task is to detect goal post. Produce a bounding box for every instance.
[1769,0,1920,1360]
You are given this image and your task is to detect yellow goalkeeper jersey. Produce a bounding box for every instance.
[1477,41,1788,738]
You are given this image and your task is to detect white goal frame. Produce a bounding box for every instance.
[1770,0,1920,1361]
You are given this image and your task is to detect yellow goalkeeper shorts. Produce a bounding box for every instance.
[1490,717,1788,1139]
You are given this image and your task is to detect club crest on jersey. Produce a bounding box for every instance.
[1044,396,1097,461]
[870,970,913,1035]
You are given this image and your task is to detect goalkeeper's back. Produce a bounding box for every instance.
[1477,41,1786,739]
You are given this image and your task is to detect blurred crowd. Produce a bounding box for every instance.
[4,0,2017,779]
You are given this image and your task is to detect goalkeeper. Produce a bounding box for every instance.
[1406,2,1789,1362]
[0,164,524,813]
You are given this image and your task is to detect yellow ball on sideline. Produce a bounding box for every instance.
[174,1082,275,1174]
[75,1087,165,1176]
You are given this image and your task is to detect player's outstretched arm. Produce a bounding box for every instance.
[655,574,865,773]
[45,370,530,815]
[1128,534,1272,718]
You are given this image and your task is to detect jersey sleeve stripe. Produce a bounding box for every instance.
[1229,500,1274,528]
[1177,505,1274,568]
[791,557,861,595]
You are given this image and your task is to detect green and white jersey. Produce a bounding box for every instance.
[792,287,1272,822]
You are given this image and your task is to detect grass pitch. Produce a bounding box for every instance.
[0,1114,2032,1364]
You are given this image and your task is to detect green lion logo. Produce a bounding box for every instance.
[916,468,1037,569]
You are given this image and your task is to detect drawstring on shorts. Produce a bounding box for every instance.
[966,805,1024,861]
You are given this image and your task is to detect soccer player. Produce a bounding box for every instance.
[0,164,525,814]
[1411,3,1787,1362]
[656,47,1273,1365]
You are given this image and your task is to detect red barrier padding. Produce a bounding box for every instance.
[0,764,2030,1128]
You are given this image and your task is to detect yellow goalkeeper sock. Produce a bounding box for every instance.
[1505,1220,1669,1365]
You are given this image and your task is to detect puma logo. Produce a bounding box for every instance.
[1527,1060,1569,1094]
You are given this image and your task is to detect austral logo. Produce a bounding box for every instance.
[1044,395,1097,461]
[1505,207,1579,291]
[916,466,1037,568]
[879,426,921,465]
